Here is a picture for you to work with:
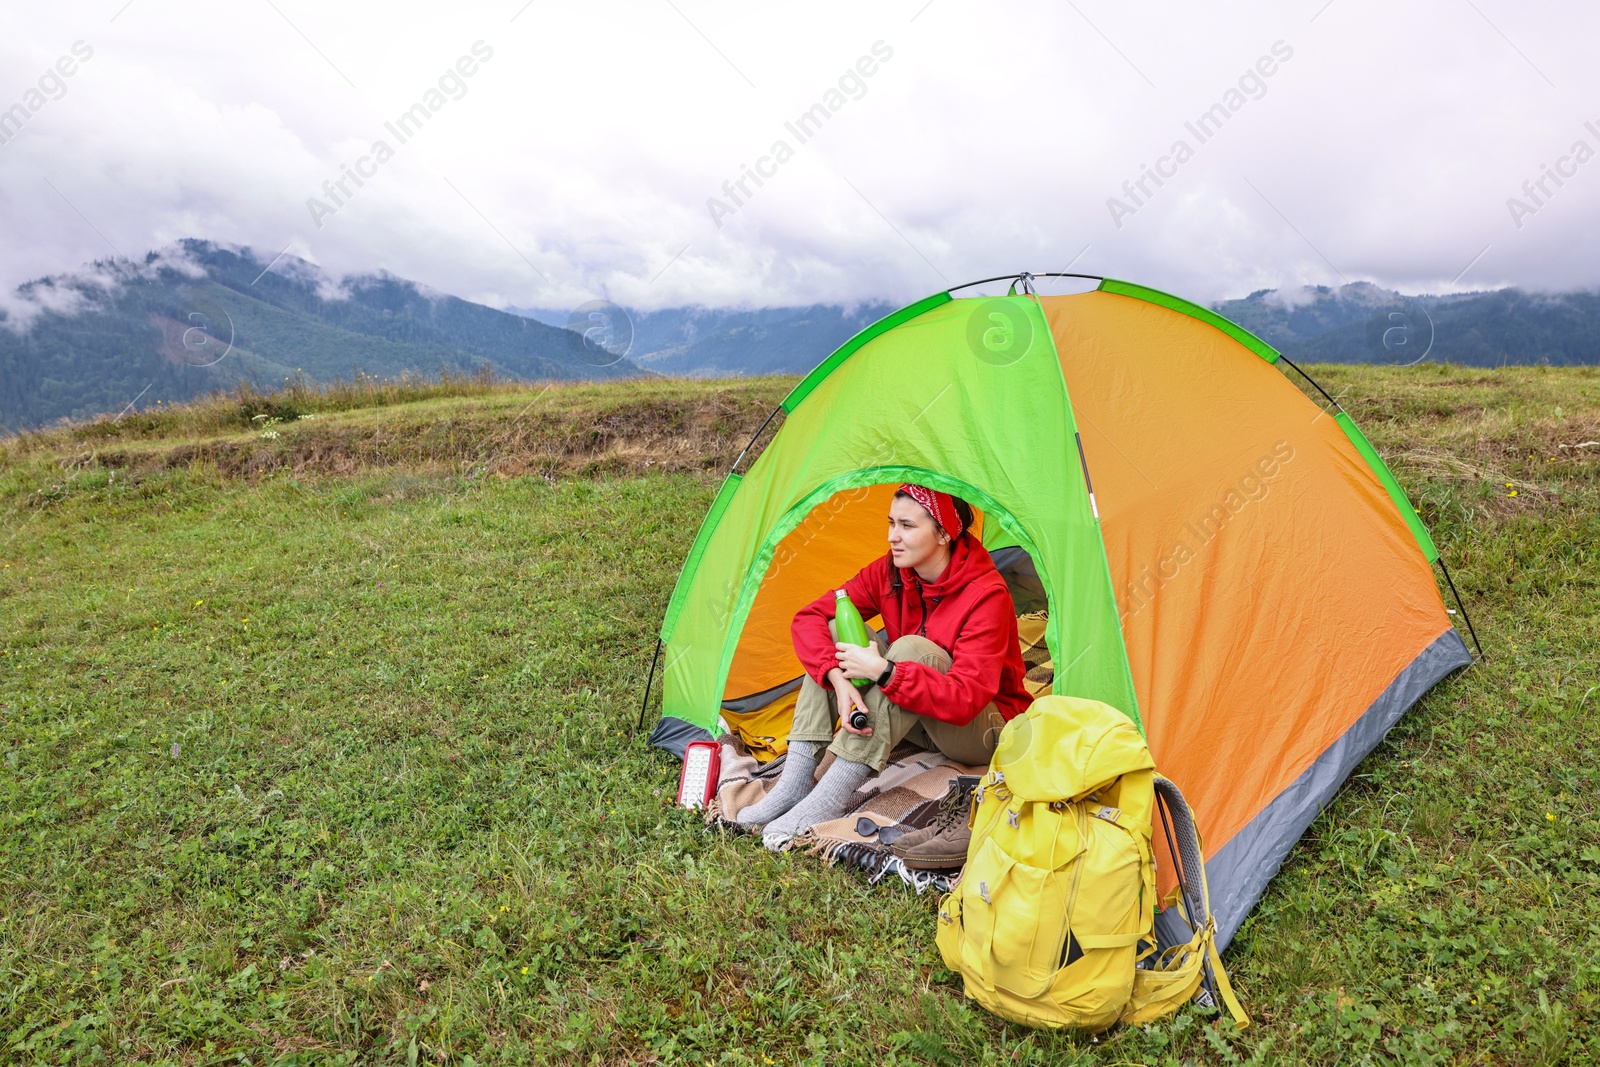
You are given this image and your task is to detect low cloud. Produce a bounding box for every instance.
[0,277,92,331]
[0,241,210,332]
[1,3,1597,312]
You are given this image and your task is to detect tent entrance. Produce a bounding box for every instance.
[717,483,1056,758]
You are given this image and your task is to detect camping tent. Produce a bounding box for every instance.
[642,273,1476,950]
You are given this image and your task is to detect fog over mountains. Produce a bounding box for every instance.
[3,242,1597,433]
[0,241,639,433]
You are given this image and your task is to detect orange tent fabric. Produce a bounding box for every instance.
[1042,291,1451,863]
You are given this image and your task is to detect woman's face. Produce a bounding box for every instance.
[888,496,949,570]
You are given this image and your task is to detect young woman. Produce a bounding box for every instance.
[737,483,1033,848]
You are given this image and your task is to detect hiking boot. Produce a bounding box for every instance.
[892,774,980,870]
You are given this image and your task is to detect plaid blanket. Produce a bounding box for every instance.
[707,735,985,892]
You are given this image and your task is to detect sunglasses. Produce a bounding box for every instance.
[854,816,908,845]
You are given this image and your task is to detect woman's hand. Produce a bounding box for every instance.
[831,670,874,736]
[835,641,889,685]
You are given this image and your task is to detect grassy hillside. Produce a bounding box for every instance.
[1,365,1597,1065]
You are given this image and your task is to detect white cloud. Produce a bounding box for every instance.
[1262,285,1323,310]
[1,0,1597,315]
[0,240,215,331]
[0,277,91,331]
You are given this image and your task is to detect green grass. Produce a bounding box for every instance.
[1,366,1597,1065]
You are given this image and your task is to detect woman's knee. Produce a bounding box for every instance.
[887,634,951,668]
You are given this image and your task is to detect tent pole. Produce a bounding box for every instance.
[1073,433,1100,520]
[1437,556,1485,662]
[1280,353,1483,664]
[1276,355,1341,411]
[946,271,1105,295]
[949,272,1030,294]
[641,394,775,742]
[636,635,663,734]
[731,404,784,475]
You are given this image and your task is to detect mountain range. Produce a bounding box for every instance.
[3,242,1597,433]
[1215,282,1600,366]
[513,303,898,378]
[0,241,639,434]
[534,282,1600,374]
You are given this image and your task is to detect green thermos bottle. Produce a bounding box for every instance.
[834,589,875,686]
[833,589,874,730]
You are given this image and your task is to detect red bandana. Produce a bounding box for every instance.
[897,484,964,540]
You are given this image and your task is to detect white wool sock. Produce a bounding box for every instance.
[735,741,818,827]
[761,756,874,850]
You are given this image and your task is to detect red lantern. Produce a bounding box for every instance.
[676,740,721,810]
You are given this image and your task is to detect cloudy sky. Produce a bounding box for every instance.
[1,0,1595,314]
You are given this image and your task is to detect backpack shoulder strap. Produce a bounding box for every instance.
[1121,777,1252,1029]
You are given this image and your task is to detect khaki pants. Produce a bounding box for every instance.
[789,623,1005,773]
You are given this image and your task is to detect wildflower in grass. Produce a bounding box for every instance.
[1546,813,1556,822]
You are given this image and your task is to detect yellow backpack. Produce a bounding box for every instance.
[934,695,1249,1033]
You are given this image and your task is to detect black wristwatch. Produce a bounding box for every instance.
[876,661,895,688]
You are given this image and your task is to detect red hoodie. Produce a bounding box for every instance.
[791,532,1033,727]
